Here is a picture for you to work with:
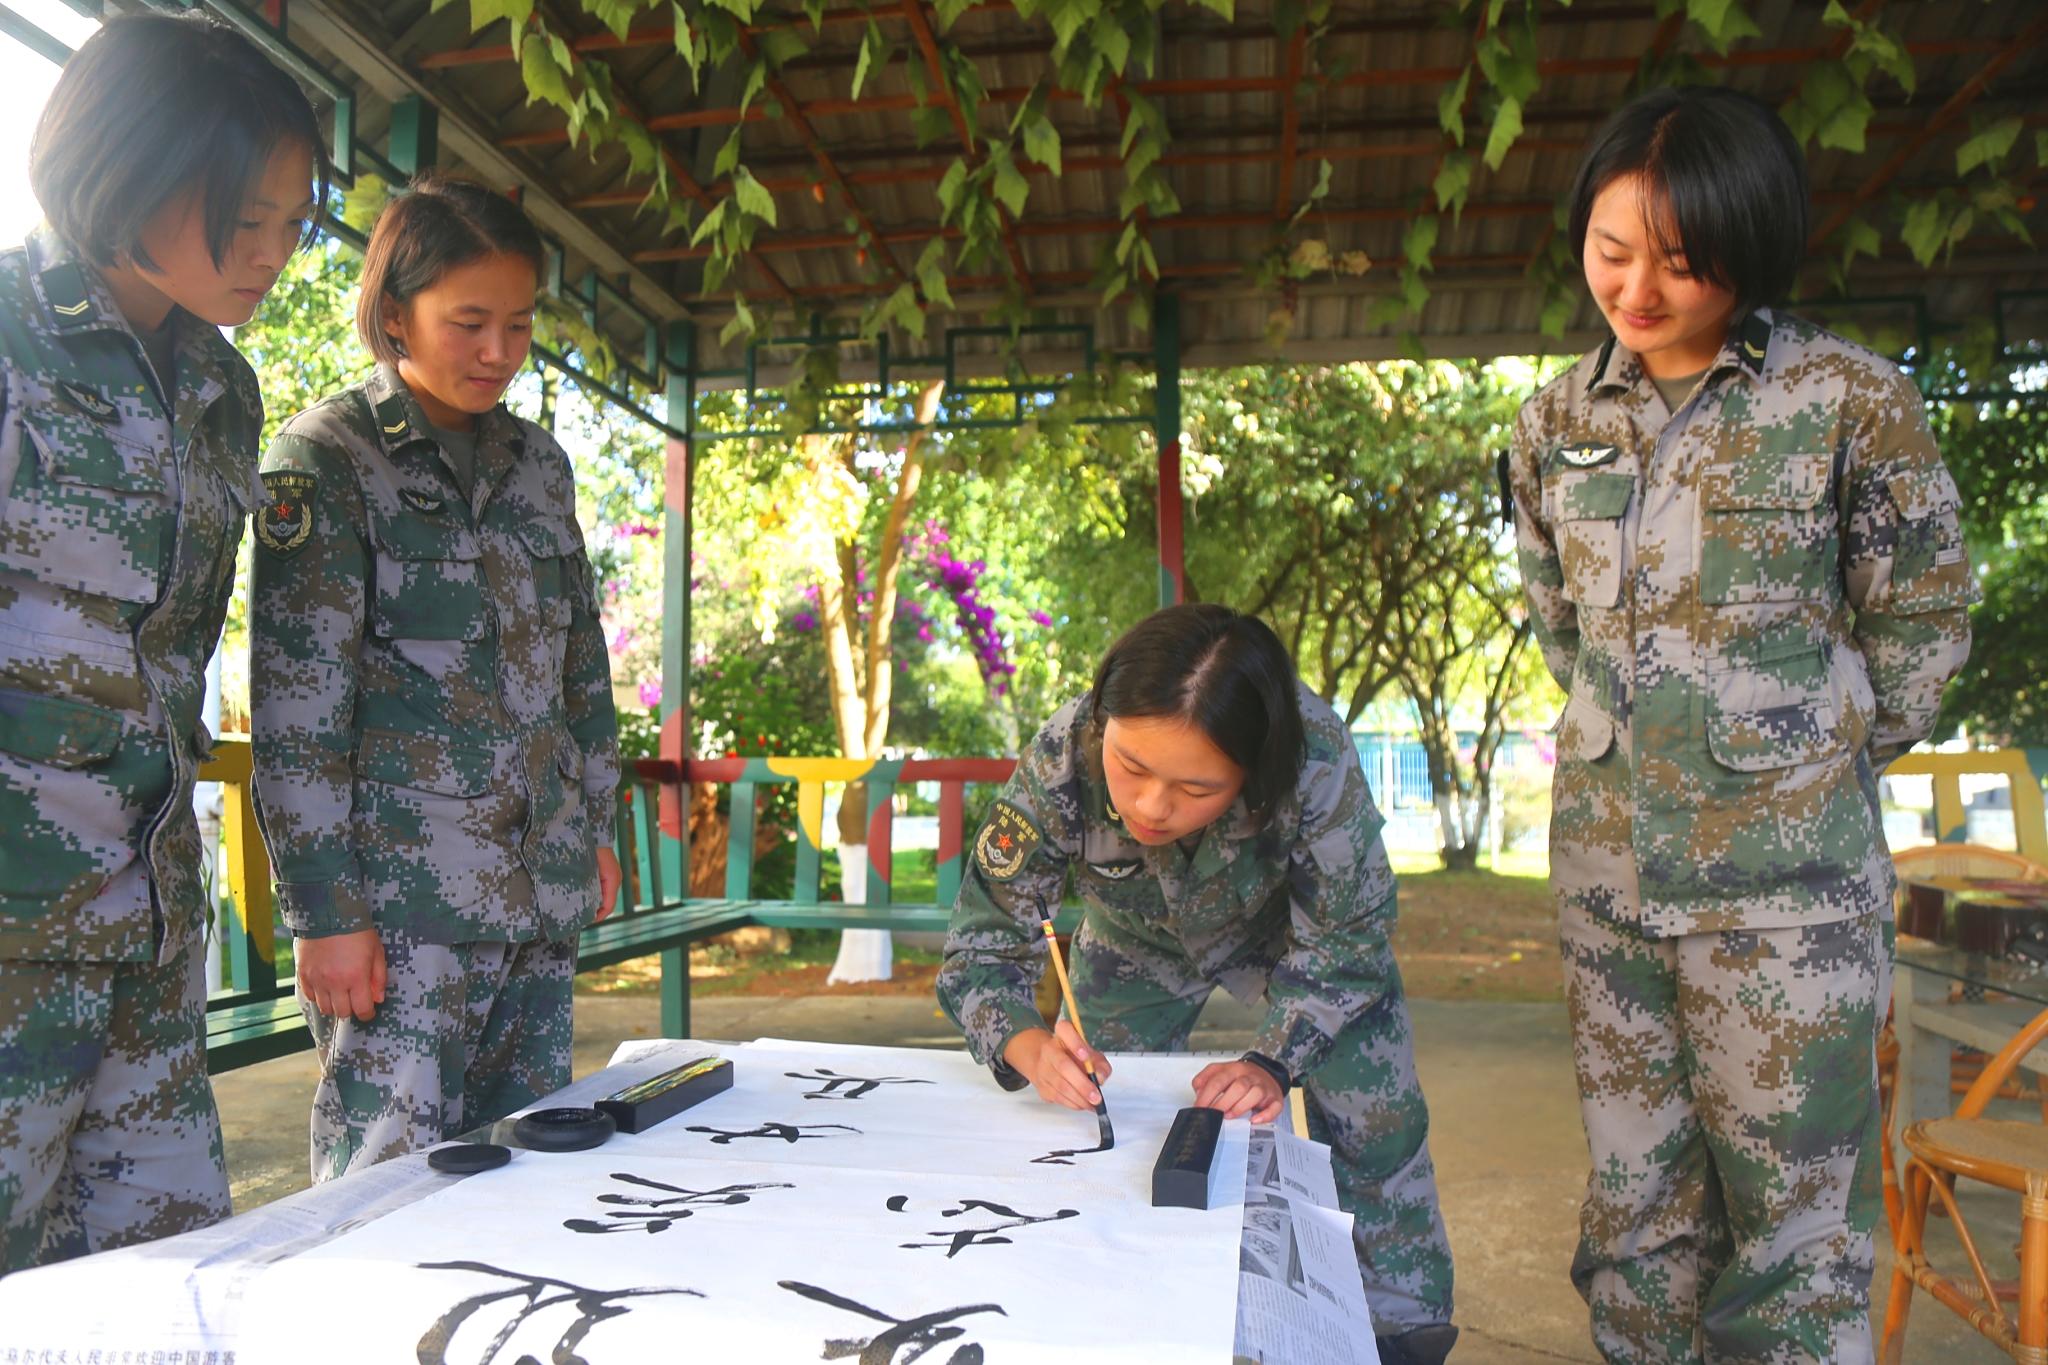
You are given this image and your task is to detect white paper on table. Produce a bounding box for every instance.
[1292,1203,1375,1327]
[0,1152,446,1359]
[219,1039,1248,1364]
[1234,1274,1382,1365]
[1273,1128,1341,1207]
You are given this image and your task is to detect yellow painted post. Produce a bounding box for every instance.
[1886,750,2048,866]
[200,741,277,998]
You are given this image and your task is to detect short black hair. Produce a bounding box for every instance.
[1567,85,1808,314]
[1089,604,1306,832]
[357,174,546,365]
[29,11,325,270]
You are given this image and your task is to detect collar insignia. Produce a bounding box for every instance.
[400,488,445,514]
[1089,859,1140,881]
[57,381,117,423]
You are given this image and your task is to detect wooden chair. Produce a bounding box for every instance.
[1893,843,2048,887]
[1881,1002,2048,1363]
[1885,846,2048,1136]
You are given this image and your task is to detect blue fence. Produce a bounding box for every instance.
[1353,731,1547,811]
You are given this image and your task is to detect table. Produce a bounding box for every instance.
[0,1038,1374,1364]
[1892,935,2048,1178]
[1897,874,2048,951]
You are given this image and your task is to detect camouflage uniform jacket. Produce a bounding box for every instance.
[1509,308,1977,936]
[0,226,262,965]
[250,365,618,945]
[938,682,1398,1085]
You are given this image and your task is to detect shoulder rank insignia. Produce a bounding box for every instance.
[56,381,117,423]
[1557,442,1618,469]
[975,800,1043,882]
[1737,311,1771,373]
[400,488,445,514]
[256,470,318,558]
[40,263,94,321]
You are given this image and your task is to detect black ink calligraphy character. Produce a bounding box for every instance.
[885,1196,1080,1258]
[1030,1131,1116,1166]
[686,1121,860,1144]
[564,1174,795,1235]
[414,1260,700,1365]
[779,1280,1006,1365]
[784,1068,936,1101]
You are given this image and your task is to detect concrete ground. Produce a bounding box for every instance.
[214,993,2010,1363]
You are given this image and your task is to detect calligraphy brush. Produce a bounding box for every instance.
[1038,914,1114,1149]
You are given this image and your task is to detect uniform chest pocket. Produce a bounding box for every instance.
[368,512,488,641]
[1704,636,1845,772]
[355,727,492,796]
[1550,470,1635,609]
[516,516,585,609]
[1883,466,1976,613]
[1698,453,1837,605]
[0,414,171,602]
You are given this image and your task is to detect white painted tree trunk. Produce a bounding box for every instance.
[198,649,224,993]
[827,843,893,983]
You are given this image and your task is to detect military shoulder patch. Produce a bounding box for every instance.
[1555,441,1618,469]
[256,469,318,558]
[974,800,1044,882]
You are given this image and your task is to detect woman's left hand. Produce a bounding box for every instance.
[1191,1060,1286,1124]
[595,845,622,922]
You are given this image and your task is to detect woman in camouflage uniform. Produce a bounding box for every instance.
[1508,87,1976,1362]
[250,179,620,1182]
[938,604,1456,1365]
[0,14,321,1272]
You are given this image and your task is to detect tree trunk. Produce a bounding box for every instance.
[817,380,946,985]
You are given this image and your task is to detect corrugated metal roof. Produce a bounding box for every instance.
[253,0,2048,385]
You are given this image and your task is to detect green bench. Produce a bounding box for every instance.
[198,748,1038,1072]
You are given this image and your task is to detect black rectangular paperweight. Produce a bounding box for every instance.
[596,1056,733,1134]
[1152,1105,1223,1209]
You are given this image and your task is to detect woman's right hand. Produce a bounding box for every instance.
[297,928,387,1021]
[1002,1020,1114,1110]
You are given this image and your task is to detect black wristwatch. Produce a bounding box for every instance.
[1240,1050,1291,1095]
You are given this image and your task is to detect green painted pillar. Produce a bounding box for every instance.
[1154,292,1184,607]
[659,321,696,1038]
[387,95,437,177]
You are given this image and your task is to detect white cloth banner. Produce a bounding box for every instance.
[0,1039,1250,1364]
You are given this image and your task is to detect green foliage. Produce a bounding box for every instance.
[1683,0,1760,53]
[1936,541,2048,747]
[484,0,2020,377]
[1923,344,2048,746]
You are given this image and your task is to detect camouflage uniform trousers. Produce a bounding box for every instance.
[301,932,576,1183]
[1560,894,1888,1364]
[1066,909,1455,1331]
[0,932,229,1274]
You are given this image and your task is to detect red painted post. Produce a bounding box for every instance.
[1154,292,1184,607]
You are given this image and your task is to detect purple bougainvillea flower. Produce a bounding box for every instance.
[638,679,662,708]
